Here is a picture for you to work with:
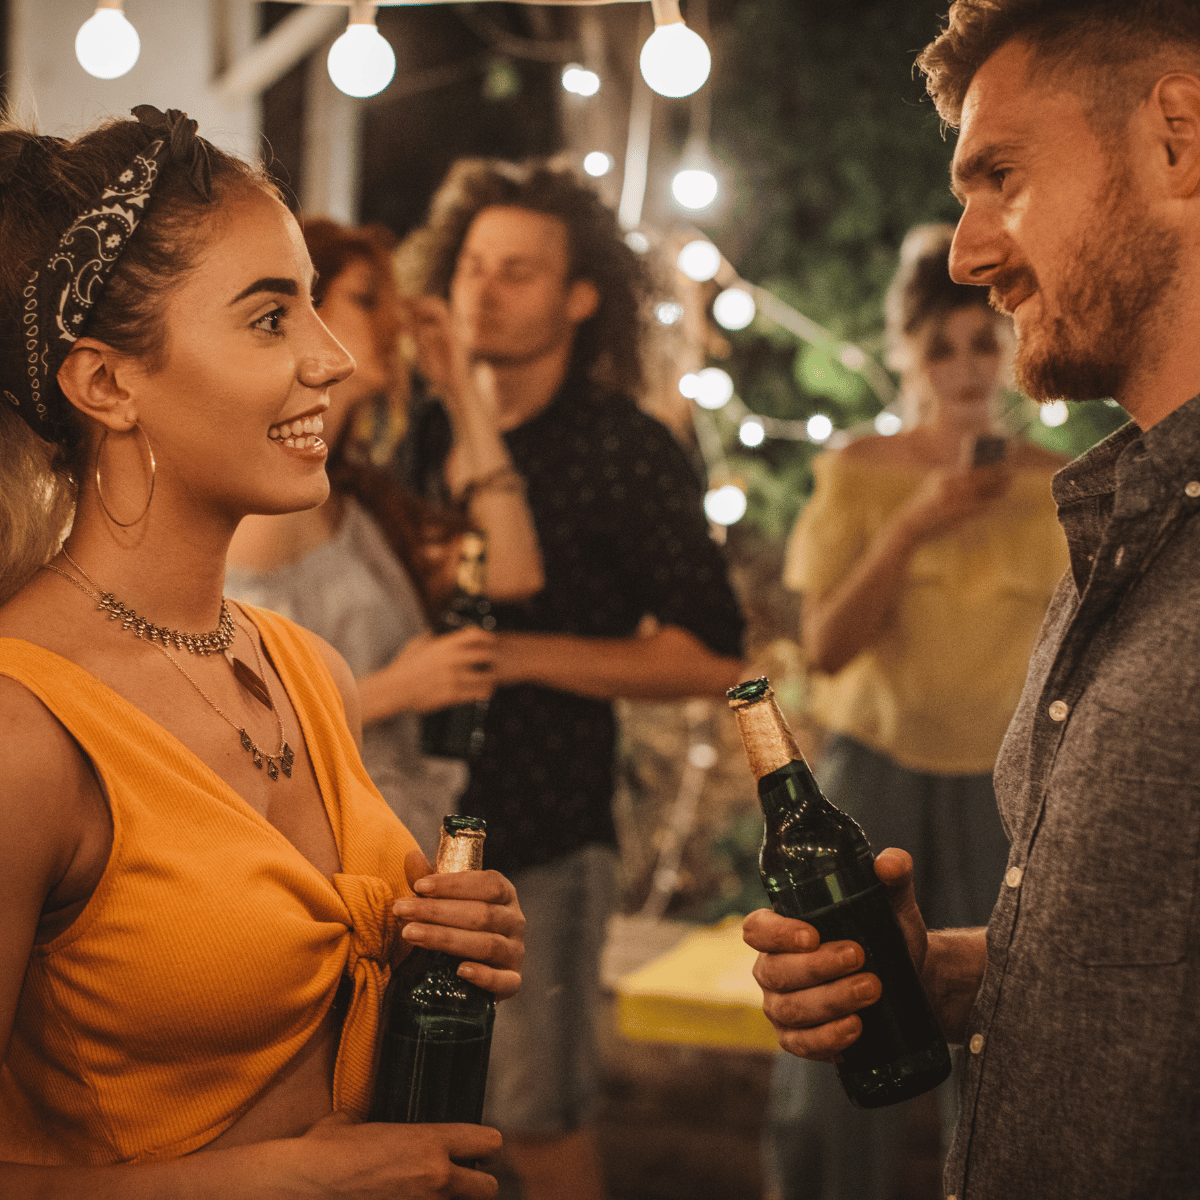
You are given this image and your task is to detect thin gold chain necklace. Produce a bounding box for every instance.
[58,546,235,654]
[42,557,294,781]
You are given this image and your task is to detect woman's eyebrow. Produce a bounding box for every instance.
[228,276,299,305]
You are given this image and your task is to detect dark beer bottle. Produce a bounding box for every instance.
[370,815,495,1124]
[728,677,951,1108]
[420,531,494,761]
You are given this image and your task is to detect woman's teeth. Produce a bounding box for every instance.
[268,415,324,448]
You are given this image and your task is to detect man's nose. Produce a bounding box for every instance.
[949,206,1003,286]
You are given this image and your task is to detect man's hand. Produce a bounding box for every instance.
[393,869,525,999]
[743,849,932,1059]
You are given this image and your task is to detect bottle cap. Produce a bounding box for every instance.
[435,814,487,873]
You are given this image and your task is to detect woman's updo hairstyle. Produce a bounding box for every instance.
[884,223,994,373]
[0,111,281,604]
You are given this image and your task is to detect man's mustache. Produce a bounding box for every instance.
[988,264,1039,317]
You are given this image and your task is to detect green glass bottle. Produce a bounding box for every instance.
[369,815,495,1124]
[728,678,951,1108]
[420,531,494,761]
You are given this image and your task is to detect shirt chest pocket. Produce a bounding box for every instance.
[1026,705,1200,967]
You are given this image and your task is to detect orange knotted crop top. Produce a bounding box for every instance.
[0,605,423,1165]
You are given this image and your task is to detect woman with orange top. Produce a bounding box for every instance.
[0,108,523,1198]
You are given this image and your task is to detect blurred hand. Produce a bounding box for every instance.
[408,296,496,430]
[743,848,930,1060]
[289,1110,502,1199]
[394,868,525,999]
[896,462,1012,544]
[385,628,497,714]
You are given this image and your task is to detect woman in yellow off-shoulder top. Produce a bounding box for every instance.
[764,226,1069,1200]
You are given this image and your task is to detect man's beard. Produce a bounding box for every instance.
[990,166,1181,403]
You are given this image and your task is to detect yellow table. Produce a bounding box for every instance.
[614,916,779,1053]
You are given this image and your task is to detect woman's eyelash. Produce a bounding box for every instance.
[253,306,287,336]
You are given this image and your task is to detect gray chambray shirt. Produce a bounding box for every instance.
[945,395,1200,1200]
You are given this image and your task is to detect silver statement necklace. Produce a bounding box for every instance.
[44,551,294,781]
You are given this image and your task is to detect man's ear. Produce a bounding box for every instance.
[56,337,139,431]
[566,277,600,325]
[1150,72,1200,199]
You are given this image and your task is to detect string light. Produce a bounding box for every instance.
[692,367,734,410]
[739,417,765,447]
[75,1,140,80]
[806,414,833,442]
[1040,400,1069,427]
[676,239,721,282]
[625,231,650,254]
[671,167,718,211]
[583,151,612,178]
[327,2,395,99]
[655,301,685,326]
[874,411,903,436]
[640,0,711,98]
[562,63,601,96]
[678,372,702,399]
[712,286,756,331]
[704,483,747,526]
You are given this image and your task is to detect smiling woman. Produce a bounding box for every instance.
[0,108,524,1199]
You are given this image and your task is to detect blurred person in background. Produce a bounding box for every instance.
[227,217,544,860]
[766,224,1068,1200]
[397,158,746,1200]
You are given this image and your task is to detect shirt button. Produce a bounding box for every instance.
[1005,866,1024,888]
[1186,481,1200,498]
[969,1033,985,1054]
[1048,699,1070,721]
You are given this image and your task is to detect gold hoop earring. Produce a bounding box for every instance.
[96,424,157,528]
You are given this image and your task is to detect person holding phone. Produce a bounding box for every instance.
[765,224,1069,1200]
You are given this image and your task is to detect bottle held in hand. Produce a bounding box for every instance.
[370,815,495,1124]
[728,678,951,1108]
[420,531,494,760]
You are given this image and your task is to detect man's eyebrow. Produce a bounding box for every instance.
[228,277,300,305]
[950,142,1024,200]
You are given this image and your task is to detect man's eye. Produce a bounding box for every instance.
[991,168,1010,188]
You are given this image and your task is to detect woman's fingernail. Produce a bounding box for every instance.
[393,900,415,917]
[458,963,477,980]
[413,878,434,894]
[402,924,426,940]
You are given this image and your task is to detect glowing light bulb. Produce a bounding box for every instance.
[327,20,396,99]
[704,483,747,526]
[806,414,833,442]
[562,64,601,96]
[739,417,765,447]
[678,372,702,399]
[712,287,756,331]
[671,168,718,211]
[1040,400,1069,427]
[874,411,903,436]
[693,367,734,410]
[583,151,612,178]
[655,301,684,326]
[676,239,721,282]
[640,22,711,98]
[625,231,650,254]
[75,4,140,80]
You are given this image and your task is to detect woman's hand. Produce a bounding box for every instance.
[284,1110,502,1199]
[394,869,525,999]
[895,462,1012,546]
[407,296,495,434]
[358,629,496,724]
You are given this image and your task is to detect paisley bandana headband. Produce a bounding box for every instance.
[4,107,211,445]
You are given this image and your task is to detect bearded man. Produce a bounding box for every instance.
[744,3,1200,1198]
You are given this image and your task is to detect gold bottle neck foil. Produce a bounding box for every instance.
[728,684,804,780]
[455,531,488,597]
[436,827,486,873]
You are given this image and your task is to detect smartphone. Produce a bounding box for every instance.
[968,434,1007,467]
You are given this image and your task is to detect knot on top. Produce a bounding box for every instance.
[131,105,213,199]
[332,872,400,972]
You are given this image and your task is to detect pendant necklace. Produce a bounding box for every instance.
[44,551,294,781]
